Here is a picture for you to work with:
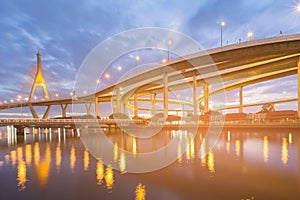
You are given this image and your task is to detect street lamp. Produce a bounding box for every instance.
[162,59,167,64]
[135,55,140,74]
[220,21,225,47]
[167,40,172,61]
[247,31,253,41]
[117,65,122,79]
[105,73,110,79]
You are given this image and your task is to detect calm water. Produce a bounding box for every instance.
[0,126,299,200]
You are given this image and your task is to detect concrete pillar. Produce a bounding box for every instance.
[151,93,157,116]
[122,103,126,114]
[134,95,138,116]
[28,103,39,119]
[239,86,243,113]
[298,58,300,118]
[193,75,198,115]
[95,97,99,118]
[42,105,51,119]
[163,73,168,119]
[60,104,68,118]
[203,83,209,113]
[115,87,121,113]
[85,103,92,115]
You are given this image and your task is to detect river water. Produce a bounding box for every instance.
[0,126,299,200]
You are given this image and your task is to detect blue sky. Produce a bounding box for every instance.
[0,0,299,116]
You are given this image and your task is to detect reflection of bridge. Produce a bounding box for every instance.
[1,34,300,120]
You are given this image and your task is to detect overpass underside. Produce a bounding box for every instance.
[1,34,300,119]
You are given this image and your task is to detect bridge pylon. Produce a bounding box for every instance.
[29,50,50,101]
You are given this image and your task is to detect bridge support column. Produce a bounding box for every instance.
[203,83,209,113]
[163,73,168,119]
[239,86,243,113]
[28,103,39,118]
[85,103,92,115]
[151,93,157,116]
[193,75,199,115]
[134,95,138,116]
[122,103,126,114]
[95,97,99,118]
[60,104,68,118]
[115,87,121,113]
[42,105,51,119]
[298,58,300,118]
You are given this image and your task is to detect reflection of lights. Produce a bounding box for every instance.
[135,183,146,200]
[177,142,182,164]
[56,144,61,172]
[190,138,195,159]
[119,151,126,174]
[288,133,292,144]
[133,137,137,155]
[70,146,76,171]
[235,140,240,157]
[114,142,118,162]
[17,147,23,163]
[34,143,40,167]
[201,156,206,167]
[25,145,32,166]
[5,155,10,164]
[281,137,288,166]
[226,142,230,154]
[84,149,89,171]
[227,131,231,141]
[186,139,190,161]
[263,136,269,163]
[11,150,17,166]
[17,161,27,191]
[105,166,114,189]
[37,145,51,186]
[96,161,104,185]
[207,151,215,173]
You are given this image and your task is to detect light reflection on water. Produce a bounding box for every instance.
[0,127,299,199]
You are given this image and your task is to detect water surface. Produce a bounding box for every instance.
[0,127,299,200]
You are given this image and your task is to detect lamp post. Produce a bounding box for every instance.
[167,40,172,61]
[220,21,225,47]
[135,55,140,74]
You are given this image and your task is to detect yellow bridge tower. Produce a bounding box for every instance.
[29,50,50,101]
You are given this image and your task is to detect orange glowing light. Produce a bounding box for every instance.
[84,149,89,171]
[105,165,114,189]
[119,151,126,174]
[25,145,32,166]
[96,161,104,185]
[17,161,27,191]
[56,144,61,172]
[281,137,288,166]
[70,146,76,172]
[135,183,146,200]
[263,136,269,163]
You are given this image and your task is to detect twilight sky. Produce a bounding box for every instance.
[0,0,300,116]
